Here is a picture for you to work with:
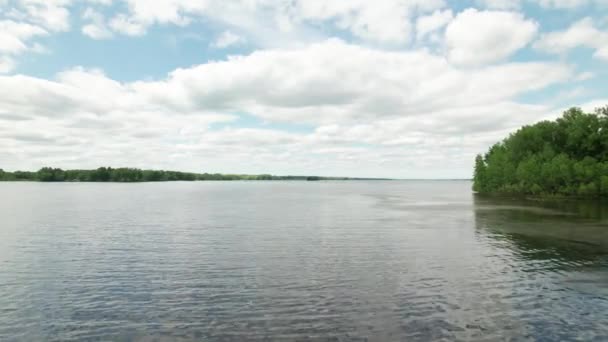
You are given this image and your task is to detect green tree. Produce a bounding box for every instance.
[474,106,608,197]
[473,155,487,192]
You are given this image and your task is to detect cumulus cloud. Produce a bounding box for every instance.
[211,31,245,49]
[15,0,71,32]
[478,0,606,9]
[0,56,15,73]
[575,71,595,81]
[416,9,453,41]
[127,40,570,126]
[0,19,48,72]
[580,98,608,112]
[0,40,575,177]
[445,9,538,66]
[0,0,74,71]
[534,17,608,61]
[536,0,589,8]
[108,13,146,36]
[0,1,605,177]
[81,8,112,39]
[99,0,446,45]
[0,20,47,54]
[292,0,446,44]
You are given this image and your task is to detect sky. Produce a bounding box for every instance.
[0,0,607,179]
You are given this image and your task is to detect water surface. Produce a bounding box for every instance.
[0,181,607,341]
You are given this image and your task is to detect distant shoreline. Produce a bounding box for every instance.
[0,167,392,183]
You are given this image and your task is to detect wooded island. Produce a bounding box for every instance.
[474,106,608,197]
[0,167,378,182]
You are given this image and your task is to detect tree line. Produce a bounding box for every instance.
[474,106,608,197]
[0,167,375,182]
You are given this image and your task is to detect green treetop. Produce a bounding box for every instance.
[473,106,608,197]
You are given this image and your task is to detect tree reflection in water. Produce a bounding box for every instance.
[473,194,608,270]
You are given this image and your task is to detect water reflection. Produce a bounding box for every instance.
[473,194,608,269]
[1,182,607,340]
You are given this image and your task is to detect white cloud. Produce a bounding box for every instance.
[445,9,539,66]
[0,39,574,177]
[108,13,146,36]
[16,0,71,32]
[82,24,111,40]
[595,46,608,59]
[101,0,446,45]
[293,0,445,44]
[455,0,607,10]
[0,32,26,54]
[0,20,47,54]
[575,71,595,81]
[0,56,15,73]
[536,0,589,8]
[0,19,48,72]
[1,2,605,177]
[212,30,244,49]
[0,0,73,71]
[106,0,204,35]
[534,17,608,61]
[416,9,453,41]
[579,98,608,113]
[81,8,112,40]
[29,42,48,54]
[82,8,112,39]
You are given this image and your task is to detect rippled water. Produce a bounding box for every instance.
[1,181,607,341]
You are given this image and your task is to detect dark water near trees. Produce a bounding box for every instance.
[0,181,607,341]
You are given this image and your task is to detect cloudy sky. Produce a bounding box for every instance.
[1,0,607,178]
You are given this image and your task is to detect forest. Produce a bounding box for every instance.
[0,167,366,182]
[474,106,608,197]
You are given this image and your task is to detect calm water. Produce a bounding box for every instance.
[1,181,607,341]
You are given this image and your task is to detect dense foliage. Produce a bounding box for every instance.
[0,167,372,182]
[474,106,608,197]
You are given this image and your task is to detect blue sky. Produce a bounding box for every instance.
[1,0,607,178]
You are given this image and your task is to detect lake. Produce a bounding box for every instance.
[0,181,607,341]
